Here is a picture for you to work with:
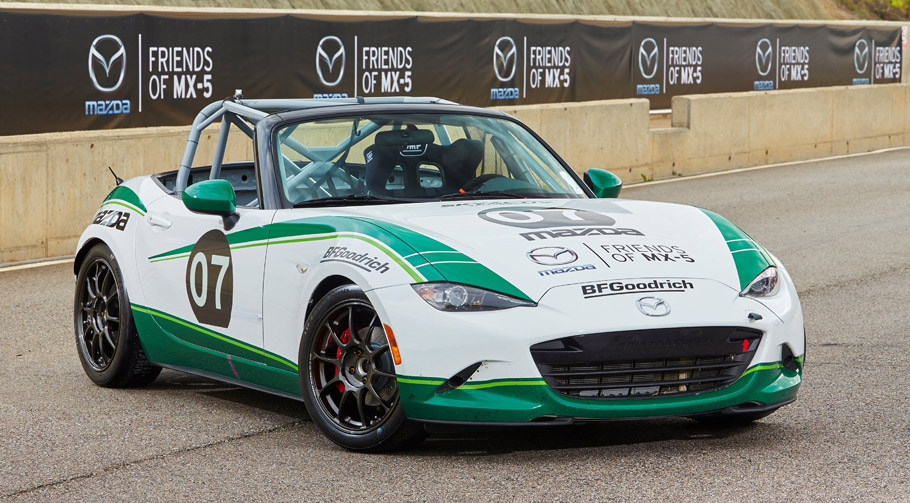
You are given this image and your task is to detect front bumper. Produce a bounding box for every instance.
[369,276,804,423]
[397,358,801,422]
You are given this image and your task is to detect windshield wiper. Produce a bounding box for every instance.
[293,194,401,208]
[436,190,529,201]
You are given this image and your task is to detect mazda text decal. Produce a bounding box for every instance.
[478,207,643,241]
[581,279,695,299]
[91,209,130,231]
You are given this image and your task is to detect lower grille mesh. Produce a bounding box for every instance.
[531,327,762,400]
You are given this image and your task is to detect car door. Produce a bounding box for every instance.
[134,193,274,361]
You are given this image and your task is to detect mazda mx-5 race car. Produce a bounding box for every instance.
[74,96,804,451]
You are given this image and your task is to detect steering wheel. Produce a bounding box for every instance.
[461,173,507,192]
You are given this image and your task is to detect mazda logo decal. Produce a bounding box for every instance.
[526,246,578,266]
[636,296,670,317]
[854,39,869,74]
[316,35,345,87]
[755,38,773,76]
[493,36,517,82]
[88,34,126,93]
[638,38,659,79]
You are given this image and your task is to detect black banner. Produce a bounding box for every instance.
[0,8,902,135]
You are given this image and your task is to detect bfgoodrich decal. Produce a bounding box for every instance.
[321,246,390,273]
[581,279,695,299]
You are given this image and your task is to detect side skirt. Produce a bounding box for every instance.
[132,305,302,397]
[156,362,305,403]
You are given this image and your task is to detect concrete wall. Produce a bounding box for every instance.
[2,83,909,264]
[0,127,253,263]
[500,83,910,183]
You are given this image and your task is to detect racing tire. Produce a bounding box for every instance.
[74,243,161,388]
[299,285,424,452]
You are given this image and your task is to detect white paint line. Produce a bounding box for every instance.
[0,257,74,273]
[623,146,910,189]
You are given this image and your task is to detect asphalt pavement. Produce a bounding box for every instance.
[1,148,909,501]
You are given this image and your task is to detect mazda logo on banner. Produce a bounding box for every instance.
[88,34,126,92]
[316,35,345,86]
[493,36,517,82]
[638,38,659,79]
[854,39,869,74]
[755,38,773,76]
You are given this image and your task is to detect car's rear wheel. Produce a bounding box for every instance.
[299,285,424,452]
[74,243,161,387]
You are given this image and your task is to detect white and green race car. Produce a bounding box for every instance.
[74,96,804,451]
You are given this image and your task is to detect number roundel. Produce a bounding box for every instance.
[185,230,233,328]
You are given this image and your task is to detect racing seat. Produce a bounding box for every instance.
[364,129,483,197]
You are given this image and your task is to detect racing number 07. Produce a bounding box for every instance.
[189,252,230,310]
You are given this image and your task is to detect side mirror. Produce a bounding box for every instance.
[182,179,236,215]
[583,169,623,198]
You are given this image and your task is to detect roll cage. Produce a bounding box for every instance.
[175,95,590,209]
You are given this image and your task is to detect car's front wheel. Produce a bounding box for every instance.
[74,243,161,387]
[299,285,424,452]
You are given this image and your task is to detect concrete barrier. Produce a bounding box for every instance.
[0,128,252,263]
[1,83,909,264]
[500,83,910,182]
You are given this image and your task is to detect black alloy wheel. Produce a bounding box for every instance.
[74,244,160,387]
[77,256,120,371]
[300,285,424,451]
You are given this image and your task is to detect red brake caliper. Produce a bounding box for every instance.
[334,329,351,393]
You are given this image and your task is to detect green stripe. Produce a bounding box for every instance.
[397,377,446,386]
[145,215,529,301]
[397,375,546,390]
[701,209,773,290]
[354,217,529,300]
[149,253,191,263]
[460,379,546,390]
[103,186,147,213]
[131,304,298,372]
[739,362,784,378]
[100,199,146,216]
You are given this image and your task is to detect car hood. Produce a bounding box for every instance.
[307,198,771,302]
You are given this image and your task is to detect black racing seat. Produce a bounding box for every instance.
[364,129,483,197]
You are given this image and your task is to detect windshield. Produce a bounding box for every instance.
[273,113,588,206]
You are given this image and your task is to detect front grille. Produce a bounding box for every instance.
[530,327,762,399]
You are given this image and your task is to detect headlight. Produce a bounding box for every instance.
[412,283,535,311]
[740,266,780,297]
